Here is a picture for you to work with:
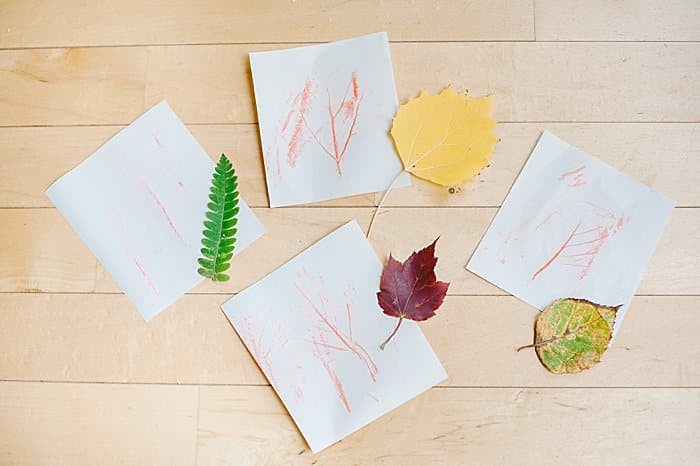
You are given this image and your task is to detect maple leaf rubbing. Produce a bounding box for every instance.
[376,238,449,350]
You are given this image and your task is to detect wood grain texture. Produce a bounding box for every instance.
[143,42,700,124]
[1,2,698,464]
[0,47,146,126]
[0,294,697,387]
[2,207,692,295]
[536,0,700,41]
[0,0,534,48]
[196,385,700,465]
[2,123,695,209]
[0,209,96,292]
[0,381,198,466]
[1,42,697,126]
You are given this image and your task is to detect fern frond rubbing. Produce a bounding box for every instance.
[197,154,239,281]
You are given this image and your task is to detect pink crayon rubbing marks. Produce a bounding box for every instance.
[239,316,279,387]
[499,164,624,279]
[287,80,314,167]
[117,154,186,245]
[280,336,306,406]
[152,131,181,186]
[310,331,352,412]
[531,221,582,281]
[264,88,311,182]
[558,164,587,187]
[104,204,160,295]
[240,316,307,405]
[287,371,307,406]
[152,130,177,159]
[294,388,304,404]
[311,72,362,175]
[535,210,562,231]
[142,183,186,245]
[265,92,296,180]
[132,258,160,295]
[497,217,535,264]
[294,268,378,412]
[531,203,626,281]
[152,131,163,149]
[274,73,362,176]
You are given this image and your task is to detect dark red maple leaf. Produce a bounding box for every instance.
[376,238,449,350]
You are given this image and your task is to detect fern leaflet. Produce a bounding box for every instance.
[197,154,239,281]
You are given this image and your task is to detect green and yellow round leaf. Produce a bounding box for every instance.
[534,298,620,374]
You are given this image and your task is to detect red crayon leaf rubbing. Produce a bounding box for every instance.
[376,239,449,350]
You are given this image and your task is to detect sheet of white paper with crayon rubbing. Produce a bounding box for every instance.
[250,32,410,207]
[46,101,264,321]
[221,221,446,452]
[467,131,674,338]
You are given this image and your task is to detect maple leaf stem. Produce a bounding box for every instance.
[379,316,403,351]
[367,169,408,239]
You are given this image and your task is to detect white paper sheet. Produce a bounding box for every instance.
[46,101,265,321]
[467,131,674,338]
[221,220,446,452]
[250,32,410,207]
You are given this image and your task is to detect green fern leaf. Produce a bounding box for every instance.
[197,154,239,281]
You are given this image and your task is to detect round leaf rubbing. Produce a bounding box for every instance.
[390,86,497,187]
[533,298,620,374]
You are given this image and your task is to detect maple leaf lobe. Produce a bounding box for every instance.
[376,238,449,322]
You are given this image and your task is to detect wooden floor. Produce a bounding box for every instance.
[0,1,698,465]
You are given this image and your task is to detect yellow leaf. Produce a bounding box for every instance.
[390,86,498,187]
